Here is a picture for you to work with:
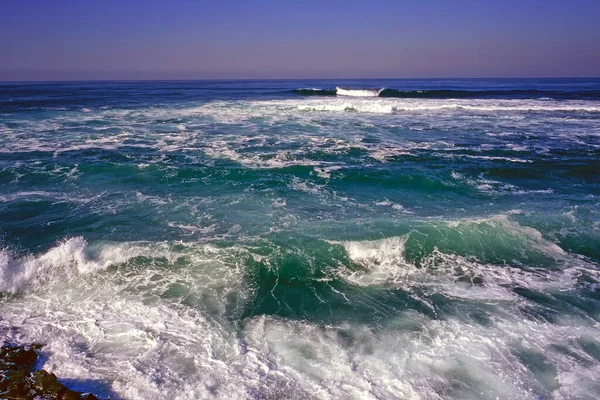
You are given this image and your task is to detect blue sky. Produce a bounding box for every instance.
[1,0,599,80]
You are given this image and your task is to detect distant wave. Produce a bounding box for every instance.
[335,87,383,97]
[291,88,337,96]
[291,88,383,97]
[291,88,600,100]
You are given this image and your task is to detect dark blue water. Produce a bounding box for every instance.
[1,79,600,399]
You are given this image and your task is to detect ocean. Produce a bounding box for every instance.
[1,79,600,399]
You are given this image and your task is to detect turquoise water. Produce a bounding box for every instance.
[1,79,600,399]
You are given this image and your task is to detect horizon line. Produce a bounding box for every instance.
[2,76,600,84]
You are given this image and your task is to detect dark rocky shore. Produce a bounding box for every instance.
[0,343,98,400]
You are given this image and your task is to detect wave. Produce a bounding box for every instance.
[335,87,383,97]
[379,89,600,100]
[291,88,383,97]
[2,226,600,399]
[0,237,251,294]
[291,88,337,96]
[0,237,107,293]
[291,88,600,100]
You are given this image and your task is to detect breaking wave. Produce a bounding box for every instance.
[291,88,600,100]
[335,87,383,97]
[2,212,600,399]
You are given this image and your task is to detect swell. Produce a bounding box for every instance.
[291,88,600,100]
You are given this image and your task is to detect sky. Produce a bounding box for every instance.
[1,0,599,80]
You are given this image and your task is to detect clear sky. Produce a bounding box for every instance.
[1,0,599,80]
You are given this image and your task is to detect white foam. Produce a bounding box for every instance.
[136,191,170,206]
[0,239,242,294]
[336,87,383,97]
[297,102,397,114]
[453,173,554,196]
[330,215,593,303]
[462,154,533,163]
[313,167,331,179]
[202,139,329,169]
[367,146,412,161]
[242,311,600,399]
[0,190,55,202]
[313,166,342,179]
[1,236,600,399]
[3,97,599,162]
[336,236,410,286]
[0,238,104,293]
[167,222,216,235]
[0,239,255,398]
[272,198,286,208]
[290,97,600,114]
[290,177,324,195]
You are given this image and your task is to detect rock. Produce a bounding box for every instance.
[60,388,87,400]
[0,344,43,372]
[31,370,65,396]
[1,369,28,390]
[0,369,31,398]
[0,343,101,400]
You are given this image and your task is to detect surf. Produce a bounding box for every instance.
[2,79,600,400]
[290,87,600,100]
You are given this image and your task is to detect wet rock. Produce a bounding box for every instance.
[0,344,42,372]
[61,388,92,400]
[0,343,99,400]
[0,369,31,398]
[31,370,66,396]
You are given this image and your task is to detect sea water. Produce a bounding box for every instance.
[1,79,600,399]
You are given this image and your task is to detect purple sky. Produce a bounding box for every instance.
[1,0,599,80]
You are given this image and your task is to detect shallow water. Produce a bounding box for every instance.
[1,79,600,399]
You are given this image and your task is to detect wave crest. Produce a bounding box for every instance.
[291,88,600,100]
[0,237,103,293]
[335,87,383,97]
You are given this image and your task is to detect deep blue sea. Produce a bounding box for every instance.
[1,79,600,399]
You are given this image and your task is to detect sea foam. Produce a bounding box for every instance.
[335,87,383,97]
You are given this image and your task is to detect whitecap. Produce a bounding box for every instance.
[336,87,383,97]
